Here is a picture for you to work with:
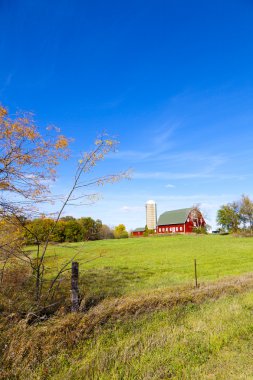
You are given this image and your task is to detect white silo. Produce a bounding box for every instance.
[145,200,157,230]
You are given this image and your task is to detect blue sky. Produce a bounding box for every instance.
[1,0,253,229]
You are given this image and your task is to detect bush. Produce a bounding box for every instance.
[193,226,208,234]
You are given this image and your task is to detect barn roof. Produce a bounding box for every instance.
[133,227,145,232]
[157,208,192,226]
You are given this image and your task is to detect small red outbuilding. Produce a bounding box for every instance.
[132,227,145,237]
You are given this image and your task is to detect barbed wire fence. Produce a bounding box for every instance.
[2,241,253,313]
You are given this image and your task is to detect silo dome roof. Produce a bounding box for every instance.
[146,200,156,205]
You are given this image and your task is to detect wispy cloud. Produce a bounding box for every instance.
[165,184,175,188]
[134,171,247,181]
[152,124,178,149]
[0,71,14,95]
[111,123,179,162]
[120,205,144,213]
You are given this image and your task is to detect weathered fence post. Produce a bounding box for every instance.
[71,261,79,312]
[194,259,198,288]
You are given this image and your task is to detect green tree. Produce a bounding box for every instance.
[216,202,240,232]
[50,220,66,243]
[60,216,75,222]
[78,217,102,240]
[64,220,83,242]
[143,225,149,237]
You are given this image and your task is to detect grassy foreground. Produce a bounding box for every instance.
[40,290,253,380]
[2,235,253,379]
[2,275,253,379]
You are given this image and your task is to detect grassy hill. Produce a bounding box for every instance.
[2,234,253,379]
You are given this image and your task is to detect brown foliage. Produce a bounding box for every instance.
[0,105,70,202]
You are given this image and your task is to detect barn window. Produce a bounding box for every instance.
[176,227,178,231]
[162,228,165,232]
[180,226,183,231]
[166,227,168,232]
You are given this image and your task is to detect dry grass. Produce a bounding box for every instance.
[2,273,253,379]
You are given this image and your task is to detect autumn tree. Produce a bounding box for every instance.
[0,105,69,207]
[0,217,24,284]
[0,104,129,306]
[0,105,70,299]
[24,218,55,244]
[114,224,128,239]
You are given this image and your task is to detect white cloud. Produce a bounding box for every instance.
[165,184,175,188]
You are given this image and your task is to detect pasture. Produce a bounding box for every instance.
[43,234,253,299]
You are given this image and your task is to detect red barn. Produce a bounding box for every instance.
[132,227,145,237]
[157,208,205,234]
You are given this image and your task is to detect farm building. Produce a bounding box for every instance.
[132,227,145,237]
[157,207,205,234]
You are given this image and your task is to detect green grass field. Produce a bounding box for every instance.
[4,234,253,379]
[43,234,253,299]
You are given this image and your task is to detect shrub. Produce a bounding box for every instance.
[193,226,208,234]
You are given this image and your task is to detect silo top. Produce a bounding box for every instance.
[146,200,156,205]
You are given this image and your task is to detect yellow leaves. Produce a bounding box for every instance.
[0,181,10,190]
[25,127,38,140]
[55,135,69,150]
[17,153,32,165]
[95,136,118,148]
[0,106,8,118]
[0,218,24,249]
[0,106,127,207]
[0,104,71,201]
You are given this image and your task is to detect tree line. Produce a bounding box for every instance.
[23,216,129,244]
[217,194,253,233]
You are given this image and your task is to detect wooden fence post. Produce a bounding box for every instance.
[194,259,198,288]
[71,261,79,312]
